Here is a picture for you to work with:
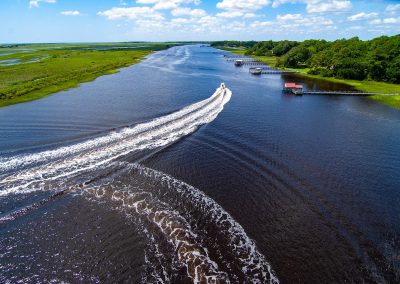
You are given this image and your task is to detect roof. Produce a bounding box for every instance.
[285,83,304,89]
[285,83,296,88]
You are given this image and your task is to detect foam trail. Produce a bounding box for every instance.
[0,82,279,283]
[82,163,279,283]
[0,85,231,196]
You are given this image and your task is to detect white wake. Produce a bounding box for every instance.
[0,84,280,283]
[0,85,231,196]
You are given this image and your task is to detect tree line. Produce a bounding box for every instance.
[211,35,400,84]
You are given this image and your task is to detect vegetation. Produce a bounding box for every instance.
[212,36,400,108]
[214,46,246,55]
[211,41,257,49]
[0,43,172,107]
[212,36,400,84]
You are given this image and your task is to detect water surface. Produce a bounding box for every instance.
[1,45,399,283]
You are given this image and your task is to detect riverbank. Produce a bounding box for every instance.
[0,43,172,107]
[218,47,400,109]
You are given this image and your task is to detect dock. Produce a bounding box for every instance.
[249,67,298,74]
[303,91,383,96]
[283,83,398,96]
[224,55,246,58]
[229,59,268,66]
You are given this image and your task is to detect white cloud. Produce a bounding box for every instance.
[348,12,378,21]
[383,17,400,24]
[29,0,56,8]
[216,0,270,12]
[171,7,207,17]
[250,20,273,27]
[98,7,164,21]
[93,0,397,40]
[60,10,80,16]
[346,25,362,30]
[386,4,400,15]
[136,0,200,10]
[171,17,194,24]
[306,0,352,13]
[264,0,353,14]
[216,11,244,18]
[277,13,302,21]
[276,13,333,27]
[247,12,334,35]
[272,0,297,8]
[369,17,400,25]
[268,0,352,14]
[369,19,381,25]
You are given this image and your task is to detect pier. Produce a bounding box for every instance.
[303,91,384,96]
[242,61,270,66]
[223,55,246,58]
[249,67,298,74]
[226,58,261,62]
[229,59,268,66]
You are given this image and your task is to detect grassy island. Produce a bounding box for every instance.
[0,43,172,107]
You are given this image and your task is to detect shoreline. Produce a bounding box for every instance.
[217,47,400,109]
[0,44,172,108]
[0,64,137,108]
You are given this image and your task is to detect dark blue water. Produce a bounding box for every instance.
[0,45,399,283]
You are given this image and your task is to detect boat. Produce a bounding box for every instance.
[249,68,262,75]
[234,60,244,67]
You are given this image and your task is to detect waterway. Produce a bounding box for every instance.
[1,45,399,283]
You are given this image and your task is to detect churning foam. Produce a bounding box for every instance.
[84,163,279,283]
[0,85,231,196]
[0,84,279,283]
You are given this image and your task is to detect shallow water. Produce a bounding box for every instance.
[0,45,399,283]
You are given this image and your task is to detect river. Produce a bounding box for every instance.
[0,45,399,283]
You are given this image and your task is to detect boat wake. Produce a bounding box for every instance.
[83,163,278,283]
[0,85,231,197]
[0,84,279,283]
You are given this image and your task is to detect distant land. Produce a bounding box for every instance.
[0,43,175,107]
[212,35,400,108]
[1,37,399,109]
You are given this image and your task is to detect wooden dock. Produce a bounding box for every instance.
[226,58,259,62]
[224,55,245,58]
[228,59,268,66]
[302,91,382,96]
[243,61,268,66]
[249,67,297,74]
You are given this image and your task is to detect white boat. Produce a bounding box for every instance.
[249,68,262,75]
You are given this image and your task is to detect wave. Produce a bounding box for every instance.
[0,83,279,283]
[83,163,278,283]
[0,85,231,197]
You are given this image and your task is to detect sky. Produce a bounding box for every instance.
[1,0,400,43]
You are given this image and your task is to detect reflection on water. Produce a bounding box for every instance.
[283,73,358,91]
[0,45,399,283]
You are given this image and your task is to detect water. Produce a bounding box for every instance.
[1,45,399,283]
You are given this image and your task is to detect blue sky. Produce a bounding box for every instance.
[1,0,400,43]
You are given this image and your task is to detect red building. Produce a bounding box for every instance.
[283,83,304,95]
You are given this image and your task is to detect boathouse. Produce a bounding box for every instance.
[283,83,304,95]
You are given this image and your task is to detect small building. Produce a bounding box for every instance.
[283,83,304,95]
[234,60,244,66]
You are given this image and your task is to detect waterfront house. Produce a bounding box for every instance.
[283,83,304,95]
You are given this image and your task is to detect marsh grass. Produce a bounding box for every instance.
[0,43,172,107]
